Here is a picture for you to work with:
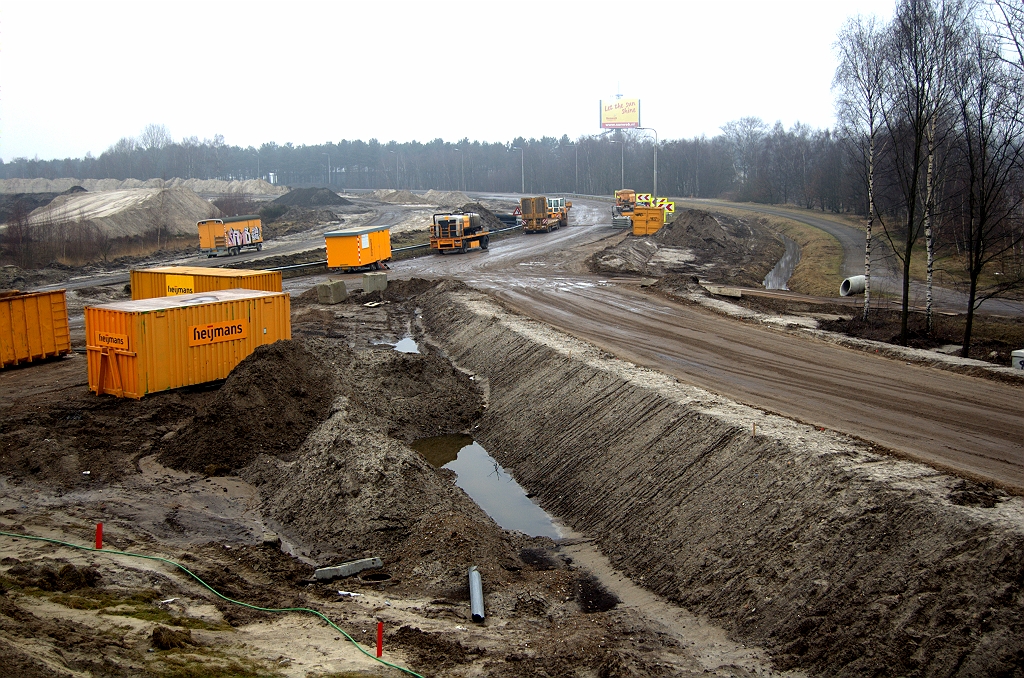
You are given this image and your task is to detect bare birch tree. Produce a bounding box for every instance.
[878,0,971,345]
[951,28,1024,355]
[835,14,887,319]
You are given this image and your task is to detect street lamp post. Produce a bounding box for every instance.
[389,150,398,189]
[639,127,658,202]
[568,141,578,194]
[322,153,331,187]
[454,148,464,191]
[609,140,624,188]
[511,146,525,194]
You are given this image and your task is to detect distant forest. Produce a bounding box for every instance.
[0,122,860,214]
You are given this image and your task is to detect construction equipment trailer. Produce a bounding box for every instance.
[520,196,561,233]
[198,215,264,257]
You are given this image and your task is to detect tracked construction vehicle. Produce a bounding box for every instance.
[430,212,490,253]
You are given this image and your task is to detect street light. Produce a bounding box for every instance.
[609,139,624,188]
[454,148,464,192]
[568,141,578,194]
[638,127,658,202]
[511,146,524,194]
[389,150,398,189]
[322,153,331,187]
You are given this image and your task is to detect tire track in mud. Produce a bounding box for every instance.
[420,285,1024,677]
[489,282,1024,492]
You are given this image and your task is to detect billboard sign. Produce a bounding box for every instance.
[600,98,640,129]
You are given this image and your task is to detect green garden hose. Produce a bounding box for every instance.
[0,529,424,678]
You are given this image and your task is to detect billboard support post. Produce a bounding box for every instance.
[639,127,658,204]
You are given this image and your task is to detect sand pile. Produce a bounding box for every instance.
[0,178,285,196]
[424,189,471,207]
[370,189,431,204]
[16,187,221,239]
[590,208,784,286]
[160,341,334,474]
[461,203,504,232]
[272,188,352,207]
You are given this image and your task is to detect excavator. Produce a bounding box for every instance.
[612,189,636,227]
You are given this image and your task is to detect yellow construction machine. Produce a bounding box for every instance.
[430,212,490,253]
[612,189,636,227]
[520,196,561,233]
[546,197,572,227]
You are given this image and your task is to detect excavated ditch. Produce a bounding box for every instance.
[417,281,1024,677]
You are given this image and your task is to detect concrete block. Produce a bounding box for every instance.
[317,280,347,304]
[363,272,388,293]
[1013,349,1024,370]
[314,557,384,581]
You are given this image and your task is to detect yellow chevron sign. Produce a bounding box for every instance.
[636,193,652,205]
[655,199,675,213]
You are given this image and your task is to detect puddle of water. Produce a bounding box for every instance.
[371,337,420,353]
[393,337,419,353]
[411,436,560,539]
[763,234,801,290]
[411,433,472,467]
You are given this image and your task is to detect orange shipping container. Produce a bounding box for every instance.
[324,224,391,269]
[85,289,291,399]
[1,289,72,368]
[130,266,282,300]
[631,206,666,236]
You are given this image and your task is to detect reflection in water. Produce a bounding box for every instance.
[394,337,420,353]
[763,235,801,290]
[410,434,473,467]
[411,436,560,539]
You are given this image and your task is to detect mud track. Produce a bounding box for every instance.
[419,284,1024,676]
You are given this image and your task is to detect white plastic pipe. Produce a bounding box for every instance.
[840,275,866,297]
[468,566,485,623]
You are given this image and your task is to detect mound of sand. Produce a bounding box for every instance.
[369,189,431,204]
[0,178,286,196]
[18,187,221,239]
[590,208,785,286]
[424,189,471,207]
[272,188,352,207]
[461,203,504,232]
[160,341,334,474]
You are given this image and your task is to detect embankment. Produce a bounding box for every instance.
[419,282,1024,676]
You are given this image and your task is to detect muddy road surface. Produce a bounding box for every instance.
[384,198,1024,493]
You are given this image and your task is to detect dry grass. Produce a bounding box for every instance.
[675,200,843,297]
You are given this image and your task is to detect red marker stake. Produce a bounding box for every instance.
[376,621,383,657]
[95,523,103,550]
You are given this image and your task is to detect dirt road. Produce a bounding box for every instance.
[679,198,1024,316]
[391,198,1024,492]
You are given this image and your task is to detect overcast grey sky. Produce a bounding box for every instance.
[1,0,897,161]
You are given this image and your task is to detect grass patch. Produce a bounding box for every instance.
[675,200,843,297]
[45,588,229,630]
[148,648,281,678]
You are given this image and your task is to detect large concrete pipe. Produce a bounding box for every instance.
[840,275,866,297]
[468,566,485,623]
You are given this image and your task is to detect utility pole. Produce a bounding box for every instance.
[609,139,624,188]
[511,146,524,193]
[569,141,578,194]
[322,153,330,187]
[454,148,464,191]
[639,127,658,201]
